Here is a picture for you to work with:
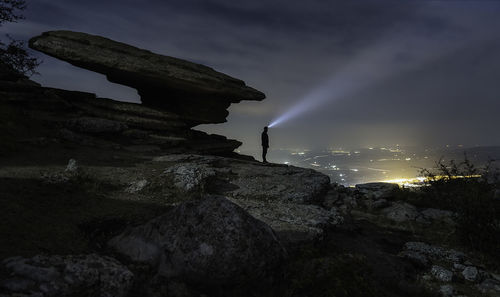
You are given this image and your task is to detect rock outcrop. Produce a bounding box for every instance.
[154,154,331,204]
[1,30,269,156]
[0,80,242,155]
[108,195,286,286]
[1,254,133,297]
[355,182,399,199]
[29,31,265,125]
[398,241,500,296]
[152,154,340,245]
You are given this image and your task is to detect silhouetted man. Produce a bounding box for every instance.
[261,126,269,163]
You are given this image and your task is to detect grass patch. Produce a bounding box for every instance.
[0,176,169,260]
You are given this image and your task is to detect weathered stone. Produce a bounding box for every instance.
[4,33,265,156]
[462,266,479,282]
[228,164,330,204]
[64,158,78,173]
[163,162,217,191]
[229,199,343,246]
[355,182,399,199]
[431,265,453,282]
[69,95,194,129]
[446,249,465,264]
[125,179,149,193]
[108,195,286,286]
[0,254,133,297]
[154,154,331,204]
[382,202,420,222]
[29,30,265,125]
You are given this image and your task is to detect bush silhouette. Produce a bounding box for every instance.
[0,0,40,76]
[420,155,499,255]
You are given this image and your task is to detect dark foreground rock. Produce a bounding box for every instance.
[0,67,242,156]
[108,195,287,286]
[0,254,133,297]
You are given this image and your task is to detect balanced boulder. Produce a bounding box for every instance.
[29,30,265,125]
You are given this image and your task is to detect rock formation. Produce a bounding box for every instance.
[1,30,270,157]
[29,31,265,125]
[3,30,498,297]
[151,154,341,245]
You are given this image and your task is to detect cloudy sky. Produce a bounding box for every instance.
[2,0,500,152]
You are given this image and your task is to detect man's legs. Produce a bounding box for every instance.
[262,147,268,163]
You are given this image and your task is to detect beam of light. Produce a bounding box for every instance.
[268,39,415,128]
[268,20,496,129]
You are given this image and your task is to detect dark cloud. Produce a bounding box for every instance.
[1,0,499,153]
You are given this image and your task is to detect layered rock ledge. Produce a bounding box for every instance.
[29,31,265,125]
[1,30,268,156]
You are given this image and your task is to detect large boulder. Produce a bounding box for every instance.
[29,31,265,125]
[0,254,133,297]
[108,195,286,286]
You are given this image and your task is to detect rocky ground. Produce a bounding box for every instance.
[2,154,499,297]
[1,31,499,297]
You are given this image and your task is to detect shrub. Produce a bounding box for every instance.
[420,155,499,255]
[0,37,40,76]
[0,0,25,23]
[0,0,41,76]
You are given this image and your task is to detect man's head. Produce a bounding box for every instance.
[263,126,268,132]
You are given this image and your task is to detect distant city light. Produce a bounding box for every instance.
[274,144,487,187]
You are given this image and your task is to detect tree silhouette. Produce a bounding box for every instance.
[0,0,40,77]
[0,0,26,23]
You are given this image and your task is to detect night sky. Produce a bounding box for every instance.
[2,0,500,152]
